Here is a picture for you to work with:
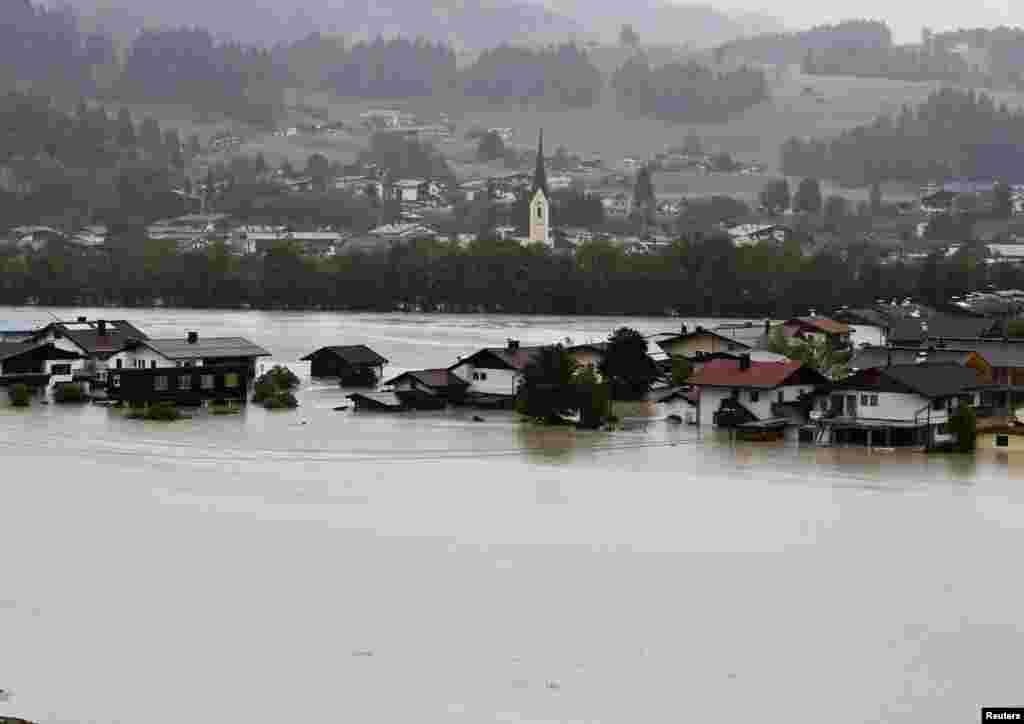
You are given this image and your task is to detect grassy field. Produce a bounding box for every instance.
[108,69,1024,199]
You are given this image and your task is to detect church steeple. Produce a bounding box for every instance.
[532,129,548,198]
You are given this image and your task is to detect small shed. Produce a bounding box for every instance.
[301,345,389,384]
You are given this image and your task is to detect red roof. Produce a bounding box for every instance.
[688,359,809,389]
[789,316,850,335]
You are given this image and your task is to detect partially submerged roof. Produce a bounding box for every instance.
[34,320,149,357]
[0,341,81,362]
[688,359,825,389]
[887,314,998,343]
[384,368,469,389]
[655,327,753,351]
[450,346,546,372]
[143,337,271,360]
[832,363,983,398]
[300,345,388,366]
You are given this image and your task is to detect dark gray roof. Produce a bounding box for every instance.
[144,337,271,360]
[0,341,81,362]
[887,314,997,343]
[34,320,149,356]
[834,363,982,398]
[850,346,976,369]
[832,308,891,327]
[300,345,388,366]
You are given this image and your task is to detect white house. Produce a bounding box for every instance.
[107,333,271,375]
[448,340,544,397]
[687,357,828,429]
[813,362,984,447]
[26,318,150,382]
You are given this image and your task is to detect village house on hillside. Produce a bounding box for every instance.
[779,316,852,349]
[656,324,755,359]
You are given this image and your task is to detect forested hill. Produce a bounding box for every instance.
[61,0,585,50]
[714,19,892,66]
[781,88,1024,186]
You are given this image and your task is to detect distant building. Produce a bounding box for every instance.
[528,130,551,246]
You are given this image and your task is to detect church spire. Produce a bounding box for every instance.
[532,128,548,198]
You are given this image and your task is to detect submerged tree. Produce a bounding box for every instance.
[516,345,579,423]
[601,327,659,400]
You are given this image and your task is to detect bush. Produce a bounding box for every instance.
[9,383,31,407]
[145,402,181,421]
[252,378,277,403]
[53,383,87,404]
[257,366,299,391]
[263,390,298,410]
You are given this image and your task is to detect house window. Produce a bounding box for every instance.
[480,372,487,381]
[750,390,759,403]
[224,373,240,389]
[932,398,945,411]
[154,376,169,391]
[179,376,192,390]
[730,389,739,400]
[201,375,215,390]
[472,372,479,380]
[150,360,157,369]
[110,374,121,388]
[51,364,71,376]
[936,423,949,435]
[116,358,123,369]
[870,395,879,407]
[777,390,785,403]
[861,394,870,406]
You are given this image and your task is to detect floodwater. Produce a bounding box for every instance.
[2,307,1024,724]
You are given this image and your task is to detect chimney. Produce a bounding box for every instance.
[96,320,106,337]
[187,331,199,344]
[77,316,87,323]
[739,353,751,371]
[507,338,520,351]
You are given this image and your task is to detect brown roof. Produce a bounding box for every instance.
[790,317,850,335]
[384,368,469,389]
[450,346,546,372]
[33,320,149,358]
[688,359,814,389]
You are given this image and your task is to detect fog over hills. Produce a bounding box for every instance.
[63,0,783,50]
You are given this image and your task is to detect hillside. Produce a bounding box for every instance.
[67,0,588,50]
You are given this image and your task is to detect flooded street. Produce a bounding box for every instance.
[2,308,1024,723]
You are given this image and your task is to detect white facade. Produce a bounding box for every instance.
[698,384,818,428]
[449,361,521,396]
[108,346,207,370]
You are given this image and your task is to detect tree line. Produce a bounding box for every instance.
[6,231,1024,315]
[611,58,768,123]
[715,19,892,66]
[781,88,1024,186]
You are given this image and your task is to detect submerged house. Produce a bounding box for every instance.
[27,318,150,383]
[107,333,270,376]
[301,345,389,384]
[383,369,469,405]
[814,363,986,447]
[448,340,545,400]
[656,325,754,360]
[0,342,82,399]
[688,356,828,429]
[779,316,852,349]
[107,365,253,405]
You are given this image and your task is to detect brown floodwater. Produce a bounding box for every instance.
[1,308,1023,724]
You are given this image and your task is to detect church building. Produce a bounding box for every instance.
[528,130,551,246]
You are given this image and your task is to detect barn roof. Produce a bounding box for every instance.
[300,345,388,366]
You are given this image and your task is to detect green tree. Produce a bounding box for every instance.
[794,177,823,214]
[476,131,505,162]
[759,179,790,213]
[670,356,692,387]
[993,180,1013,218]
[601,327,659,400]
[516,345,579,423]
[574,364,610,429]
[948,402,977,452]
[9,383,31,407]
[869,181,883,215]
[1006,319,1024,338]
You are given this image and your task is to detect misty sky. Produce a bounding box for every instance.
[699,0,1017,42]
